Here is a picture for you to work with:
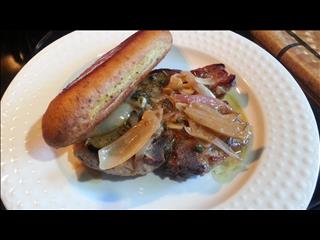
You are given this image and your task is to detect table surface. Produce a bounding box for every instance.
[1,31,319,210]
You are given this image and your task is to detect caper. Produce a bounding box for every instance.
[149,75,156,81]
[176,117,185,124]
[194,144,205,153]
[131,90,149,101]
[137,96,147,108]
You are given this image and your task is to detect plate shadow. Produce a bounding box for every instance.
[25,117,68,161]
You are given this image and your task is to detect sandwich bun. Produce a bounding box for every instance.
[42,31,172,147]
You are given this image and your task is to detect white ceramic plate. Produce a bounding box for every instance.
[1,31,319,210]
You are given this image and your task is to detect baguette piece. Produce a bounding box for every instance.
[42,31,172,147]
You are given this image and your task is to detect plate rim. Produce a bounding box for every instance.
[1,30,319,210]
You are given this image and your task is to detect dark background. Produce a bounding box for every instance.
[1,31,319,210]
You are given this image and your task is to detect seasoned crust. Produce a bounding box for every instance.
[42,31,172,148]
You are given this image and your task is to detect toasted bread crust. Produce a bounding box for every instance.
[42,31,172,147]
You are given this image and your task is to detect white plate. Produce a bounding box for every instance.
[1,31,319,210]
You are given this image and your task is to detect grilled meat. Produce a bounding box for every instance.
[76,64,246,180]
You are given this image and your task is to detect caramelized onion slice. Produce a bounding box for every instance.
[184,103,248,140]
[98,108,163,170]
[172,93,233,113]
[195,77,216,85]
[184,120,240,159]
[183,71,216,98]
[170,72,216,98]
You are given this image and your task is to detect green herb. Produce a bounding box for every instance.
[193,144,205,153]
[148,72,168,87]
[149,75,156,81]
[176,117,185,124]
[158,78,167,86]
[131,90,149,101]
